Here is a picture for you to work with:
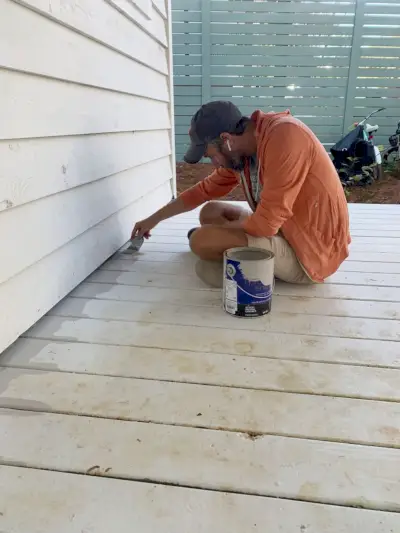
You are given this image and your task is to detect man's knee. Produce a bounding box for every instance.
[199,201,248,226]
[189,226,248,260]
[189,227,210,258]
[199,202,222,225]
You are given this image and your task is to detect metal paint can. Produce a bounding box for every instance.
[223,247,274,318]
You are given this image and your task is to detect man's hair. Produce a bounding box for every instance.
[232,116,251,135]
[207,116,250,146]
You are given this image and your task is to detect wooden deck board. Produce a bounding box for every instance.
[100,257,400,286]
[74,276,400,302]
[2,338,400,400]
[1,466,400,533]
[1,203,399,529]
[0,365,399,447]
[19,315,400,367]
[103,256,400,274]
[0,409,399,510]
[48,297,400,340]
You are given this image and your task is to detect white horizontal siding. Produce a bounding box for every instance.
[0,182,171,353]
[16,0,168,73]
[0,0,173,352]
[0,70,170,139]
[0,130,171,210]
[1,1,169,101]
[0,157,172,285]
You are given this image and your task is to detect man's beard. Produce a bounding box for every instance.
[227,156,246,171]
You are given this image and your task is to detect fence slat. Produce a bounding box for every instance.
[175,105,345,117]
[211,12,355,24]
[174,125,346,136]
[211,45,352,58]
[173,33,202,44]
[174,65,352,78]
[172,22,202,33]
[175,114,344,127]
[351,77,400,88]
[364,14,400,25]
[174,66,201,75]
[174,57,202,66]
[209,23,354,36]
[173,11,201,22]
[352,104,400,114]
[212,87,348,98]
[354,87,400,98]
[360,47,400,58]
[211,55,350,68]
[174,86,202,96]
[359,57,400,68]
[356,68,400,77]
[362,26,400,37]
[212,34,353,46]
[175,96,203,106]
[209,96,345,108]
[174,44,202,55]
[208,76,349,88]
[366,3,400,14]
[209,65,350,77]
[210,1,356,14]
[173,0,201,8]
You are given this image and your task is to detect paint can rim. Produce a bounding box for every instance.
[225,247,275,262]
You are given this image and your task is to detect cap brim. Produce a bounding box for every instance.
[184,142,205,164]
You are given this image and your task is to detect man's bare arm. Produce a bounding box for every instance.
[131,197,194,239]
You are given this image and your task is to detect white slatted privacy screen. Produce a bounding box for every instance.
[172,0,400,161]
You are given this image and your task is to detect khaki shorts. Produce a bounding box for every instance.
[246,234,314,284]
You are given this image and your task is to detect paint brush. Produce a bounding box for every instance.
[121,236,144,254]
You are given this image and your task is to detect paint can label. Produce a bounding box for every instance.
[224,258,273,317]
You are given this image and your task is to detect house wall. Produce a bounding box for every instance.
[0,0,175,352]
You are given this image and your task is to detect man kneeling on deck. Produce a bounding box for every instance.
[131,101,351,287]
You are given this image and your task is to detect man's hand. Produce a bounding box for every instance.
[130,197,193,241]
[131,214,159,240]
[222,218,248,231]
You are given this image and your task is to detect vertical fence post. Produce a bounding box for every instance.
[342,0,365,135]
[201,0,211,104]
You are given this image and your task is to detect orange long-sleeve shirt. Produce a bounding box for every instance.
[180,110,351,282]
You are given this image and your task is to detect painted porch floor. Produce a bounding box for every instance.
[0,203,399,532]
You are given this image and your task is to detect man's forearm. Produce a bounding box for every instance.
[152,196,194,224]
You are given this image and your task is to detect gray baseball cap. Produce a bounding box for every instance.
[184,101,243,164]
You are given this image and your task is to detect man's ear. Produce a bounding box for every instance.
[220,132,233,151]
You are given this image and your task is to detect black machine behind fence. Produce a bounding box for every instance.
[330,108,385,187]
[382,121,400,165]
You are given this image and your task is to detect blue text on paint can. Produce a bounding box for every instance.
[223,248,275,318]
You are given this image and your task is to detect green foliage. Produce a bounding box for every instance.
[383,159,400,179]
[339,156,377,184]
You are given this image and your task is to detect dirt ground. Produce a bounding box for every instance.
[176,162,400,204]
